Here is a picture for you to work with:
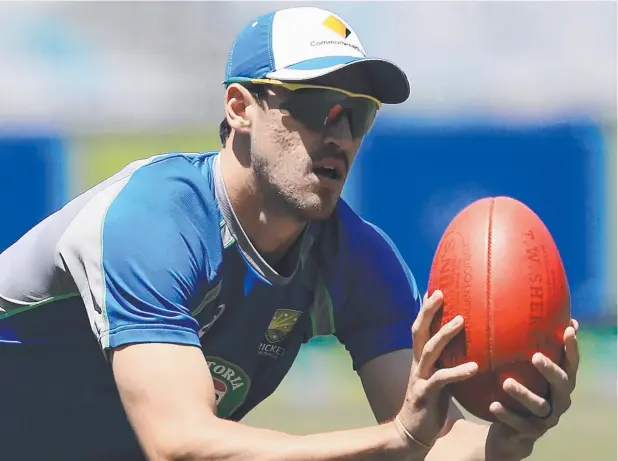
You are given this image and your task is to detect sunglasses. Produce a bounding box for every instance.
[226,78,382,139]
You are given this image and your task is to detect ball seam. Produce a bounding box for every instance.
[487,198,495,379]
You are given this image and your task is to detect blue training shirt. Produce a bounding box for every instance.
[0,152,421,461]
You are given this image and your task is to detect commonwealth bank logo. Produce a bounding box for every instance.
[265,309,302,343]
[322,14,352,39]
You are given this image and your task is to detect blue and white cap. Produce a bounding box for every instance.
[223,7,410,104]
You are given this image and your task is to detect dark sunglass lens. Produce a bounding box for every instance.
[347,99,378,138]
[281,90,340,130]
[281,89,378,137]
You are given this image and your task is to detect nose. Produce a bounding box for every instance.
[323,110,354,148]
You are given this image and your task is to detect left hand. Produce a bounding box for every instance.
[485,318,580,460]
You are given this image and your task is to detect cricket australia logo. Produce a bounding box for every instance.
[206,356,250,418]
[266,309,302,343]
[258,309,302,359]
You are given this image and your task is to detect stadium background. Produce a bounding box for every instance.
[0,2,615,459]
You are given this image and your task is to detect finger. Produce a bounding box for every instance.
[569,318,580,333]
[533,353,572,416]
[533,353,570,393]
[563,326,580,384]
[411,290,444,359]
[502,378,551,418]
[417,314,464,376]
[427,362,478,391]
[490,402,546,434]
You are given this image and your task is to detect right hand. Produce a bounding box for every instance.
[396,290,478,449]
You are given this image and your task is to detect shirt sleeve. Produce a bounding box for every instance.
[56,156,218,353]
[335,221,422,371]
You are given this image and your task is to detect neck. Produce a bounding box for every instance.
[218,142,306,256]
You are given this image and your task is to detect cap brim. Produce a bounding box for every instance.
[265,56,410,105]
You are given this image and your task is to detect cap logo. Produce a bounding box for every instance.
[322,14,351,39]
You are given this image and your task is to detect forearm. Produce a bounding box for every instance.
[425,419,489,461]
[181,418,430,461]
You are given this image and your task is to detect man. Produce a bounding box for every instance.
[0,7,579,461]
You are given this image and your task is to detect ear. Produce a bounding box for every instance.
[224,84,259,136]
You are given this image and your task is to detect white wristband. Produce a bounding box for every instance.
[394,415,433,451]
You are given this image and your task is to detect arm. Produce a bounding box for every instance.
[112,342,431,461]
[116,288,481,461]
[359,349,489,461]
[333,220,488,460]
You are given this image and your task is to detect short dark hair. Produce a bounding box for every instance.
[219,84,267,146]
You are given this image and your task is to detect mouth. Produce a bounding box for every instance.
[312,165,341,181]
[312,158,346,182]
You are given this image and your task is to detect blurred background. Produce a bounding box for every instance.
[0,1,615,459]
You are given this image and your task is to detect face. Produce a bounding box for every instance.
[247,72,374,222]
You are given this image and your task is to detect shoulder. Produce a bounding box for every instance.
[115,152,219,211]
[56,152,223,277]
[104,151,222,261]
[330,200,417,294]
[98,152,221,234]
[316,198,420,310]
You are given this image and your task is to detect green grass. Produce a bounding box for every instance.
[68,130,221,193]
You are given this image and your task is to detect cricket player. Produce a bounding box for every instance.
[0,7,580,461]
